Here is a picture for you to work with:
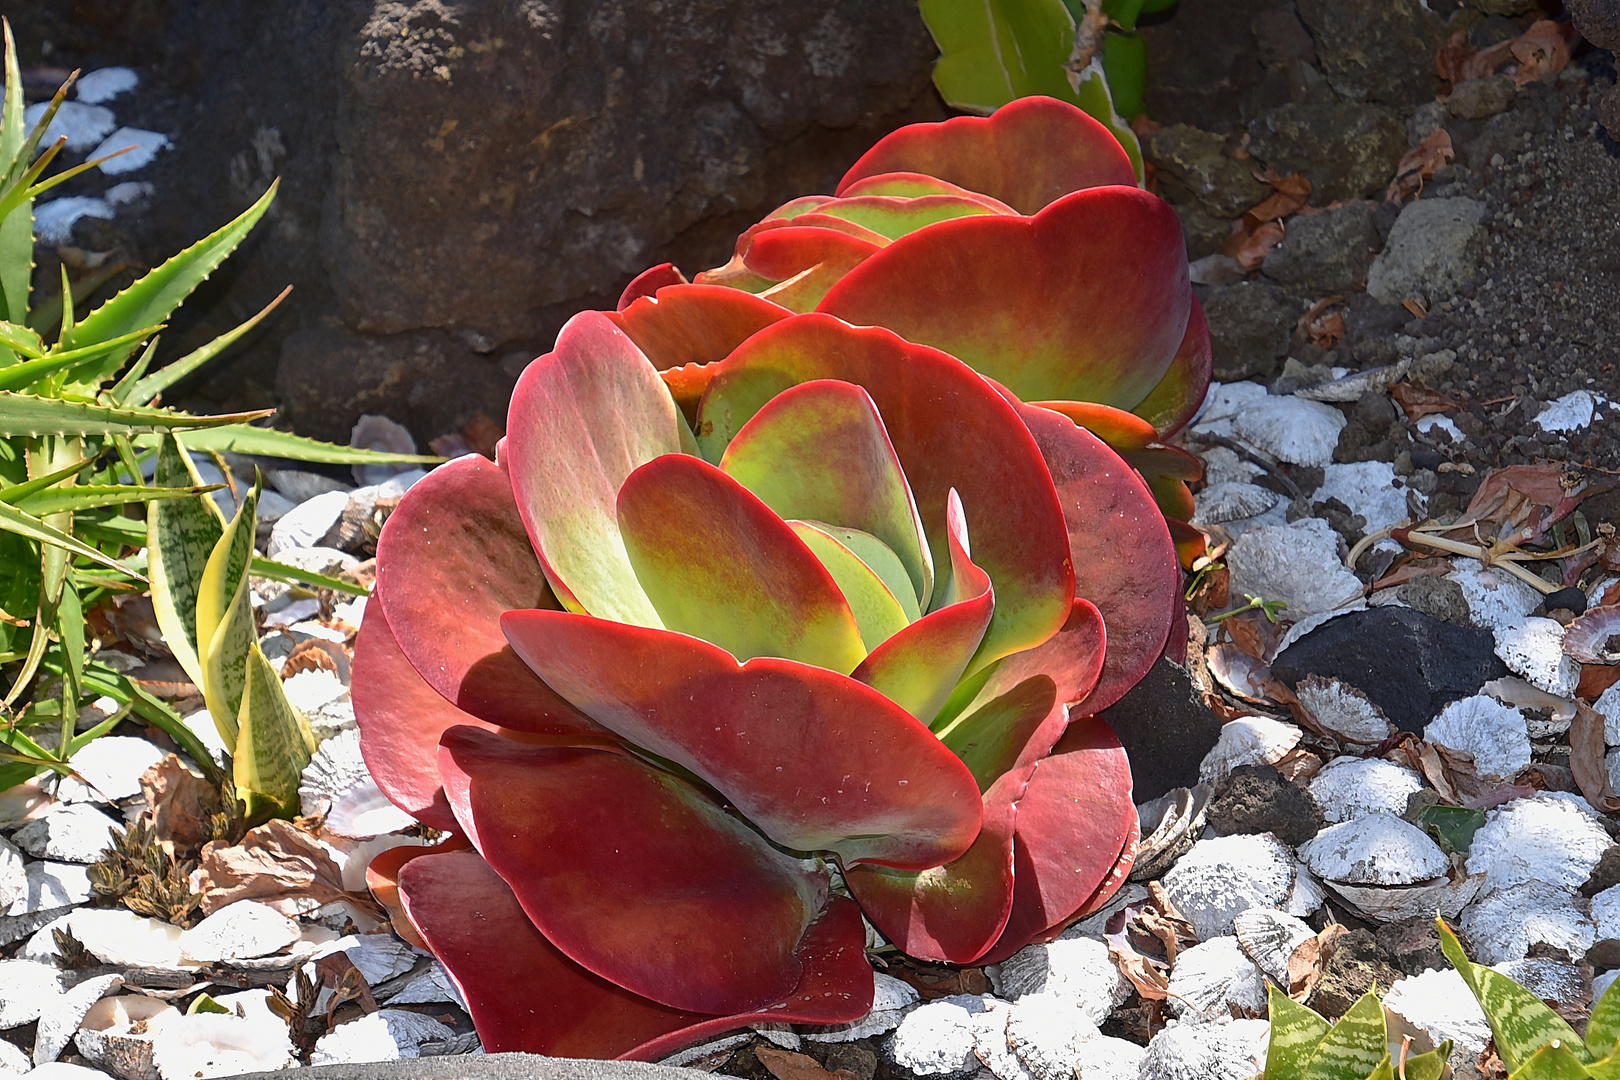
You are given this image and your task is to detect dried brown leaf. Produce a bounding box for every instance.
[1570,702,1620,812]
[1287,923,1348,1002]
[141,755,227,854]
[755,1044,858,1080]
[196,819,379,918]
[1225,221,1286,270]
[1386,129,1454,204]
[1390,382,1463,422]
[1510,20,1579,86]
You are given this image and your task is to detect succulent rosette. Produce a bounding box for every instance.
[352,97,1195,1061]
[611,96,1211,564]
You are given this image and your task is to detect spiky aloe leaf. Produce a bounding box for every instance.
[1438,916,1590,1070]
[0,21,31,327]
[60,181,278,379]
[232,642,315,824]
[15,482,219,517]
[196,479,259,747]
[248,555,367,597]
[167,423,441,466]
[126,286,291,406]
[0,320,42,360]
[0,480,132,574]
[0,324,164,392]
[0,393,272,438]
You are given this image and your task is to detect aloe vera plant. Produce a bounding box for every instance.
[0,22,433,791]
[1264,986,1451,1080]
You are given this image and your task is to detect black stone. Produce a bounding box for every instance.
[1544,587,1589,616]
[1582,846,1620,898]
[1100,657,1224,803]
[1376,917,1452,977]
[1270,607,1508,732]
[1307,930,1403,1021]
[1206,764,1324,847]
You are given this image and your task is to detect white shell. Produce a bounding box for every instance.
[0,959,63,1027]
[306,933,417,985]
[268,491,349,559]
[1536,390,1597,433]
[1233,908,1316,983]
[1383,968,1492,1080]
[6,861,93,917]
[1480,677,1575,738]
[1446,561,1542,632]
[987,936,1129,1024]
[1137,1015,1270,1080]
[69,909,188,969]
[1193,482,1278,526]
[179,902,300,963]
[1230,395,1347,467]
[1494,618,1580,697]
[1457,881,1594,964]
[77,994,177,1080]
[350,415,418,488]
[1160,833,1298,941]
[1297,813,1449,885]
[1227,518,1365,621]
[1492,958,1590,1012]
[1425,695,1531,779]
[1197,716,1302,787]
[1006,996,1137,1080]
[1192,382,1269,439]
[1166,936,1267,1017]
[12,804,122,864]
[801,972,918,1043]
[1199,447,1263,486]
[310,1009,455,1065]
[148,1011,295,1080]
[887,994,998,1076]
[1598,683,1620,746]
[299,728,371,819]
[325,782,417,840]
[56,737,165,804]
[1326,873,1484,924]
[34,973,121,1065]
[0,837,23,914]
[1465,792,1614,894]
[1306,757,1424,823]
[1293,676,1394,744]
[1317,460,1420,536]
[1295,361,1411,402]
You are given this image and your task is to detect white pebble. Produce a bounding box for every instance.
[75,67,139,104]
[1458,881,1594,964]
[12,804,121,864]
[1536,390,1597,434]
[1226,518,1364,621]
[1306,757,1424,823]
[1464,792,1613,895]
[91,128,171,175]
[1160,834,1298,941]
[22,101,116,151]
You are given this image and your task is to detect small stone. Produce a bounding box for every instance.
[1299,812,1449,885]
[1201,286,1296,382]
[1536,390,1599,434]
[1231,396,1347,468]
[886,994,995,1076]
[12,805,121,864]
[0,1039,26,1075]
[0,838,23,913]
[803,973,918,1043]
[264,470,351,503]
[1308,929,1402,1020]
[1248,100,1408,204]
[1494,618,1579,697]
[268,491,350,559]
[1166,937,1267,1017]
[68,909,188,968]
[34,973,121,1065]
[74,67,139,104]
[1198,718,1303,788]
[987,937,1128,1024]
[1261,202,1383,294]
[1447,561,1543,631]
[1457,881,1594,964]
[1306,757,1424,823]
[1100,658,1224,803]
[149,1010,296,1080]
[56,737,166,804]
[5,861,92,917]
[1192,381,1270,438]
[1293,676,1395,743]
[75,994,177,1080]
[179,903,300,963]
[92,129,172,175]
[22,101,117,152]
[1161,833,1299,941]
[1137,1015,1270,1080]
[0,959,63,1027]
[310,1009,455,1064]
[34,197,113,244]
[349,415,420,488]
[1425,695,1531,779]
[1206,764,1323,847]
[1316,460,1420,537]
[1199,447,1263,487]
[1227,518,1364,620]
[1383,968,1491,1080]
[1294,0,1442,106]
[1446,76,1515,118]
[1233,908,1316,983]
[1465,793,1614,895]
[1366,198,1489,307]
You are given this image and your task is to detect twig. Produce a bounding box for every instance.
[1191,433,1303,498]
[1396,530,1559,595]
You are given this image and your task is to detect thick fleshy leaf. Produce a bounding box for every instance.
[506,310,683,625]
[608,284,790,372]
[753,213,891,248]
[400,849,872,1061]
[845,694,1069,963]
[1133,296,1212,437]
[975,715,1136,962]
[1014,402,1178,715]
[954,597,1107,721]
[439,726,827,1014]
[696,314,1072,672]
[364,837,471,950]
[720,377,932,606]
[817,187,1190,410]
[837,172,1014,206]
[351,605,495,833]
[851,490,992,723]
[617,262,688,311]
[796,522,922,623]
[789,523,911,652]
[1032,401,1157,451]
[1126,445,1200,522]
[802,194,1011,240]
[744,226,883,314]
[499,610,984,870]
[399,847,710,1056]
[835,96,1136,215]
[616,453,866,673]
[373,452,601,734]
[1437,918,1590,1071]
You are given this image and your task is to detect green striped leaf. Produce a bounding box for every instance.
[1364,1056,1393,1080]
[1589,972,1620,1060]
[1264,987,1333,1080]
[146,434,225,689]
[1515,1041,1599,1079]
[1437,917,1589,1070]
[232,642,315,824]
[197,479,259,748]
[1302,991,1389,1080]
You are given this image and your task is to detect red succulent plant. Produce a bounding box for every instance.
[351,96,1200,1061]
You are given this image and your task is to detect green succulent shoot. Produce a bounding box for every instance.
[1264,985,1451,1080]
